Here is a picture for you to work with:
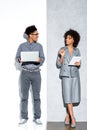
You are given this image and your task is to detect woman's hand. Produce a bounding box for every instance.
[59,49,65,64]
[75,61,81,66]
[59,49,65,58]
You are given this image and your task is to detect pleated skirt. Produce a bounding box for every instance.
[62,77,81,105]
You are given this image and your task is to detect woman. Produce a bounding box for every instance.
[56,29,81,128]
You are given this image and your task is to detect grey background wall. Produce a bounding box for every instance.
[47,0,87,121]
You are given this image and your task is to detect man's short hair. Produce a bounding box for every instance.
[25,25,37,35]
[23,25,37,39]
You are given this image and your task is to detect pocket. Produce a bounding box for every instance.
[72,66,78,72]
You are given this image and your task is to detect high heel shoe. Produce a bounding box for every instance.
[71,123,76,128]
[64,116,70,125]
[64,120,70,125]
[70,117,76,128]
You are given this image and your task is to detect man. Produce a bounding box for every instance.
[15,25,45,125]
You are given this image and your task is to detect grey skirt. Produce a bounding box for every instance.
[62,77,81,105]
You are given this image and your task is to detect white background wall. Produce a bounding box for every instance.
[0,0,47,130]
[47,0,87,122]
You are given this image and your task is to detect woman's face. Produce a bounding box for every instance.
[65,35,74,46]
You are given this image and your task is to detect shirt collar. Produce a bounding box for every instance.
[27,41,35,45]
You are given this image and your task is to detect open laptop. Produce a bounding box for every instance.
[21,51,39,62]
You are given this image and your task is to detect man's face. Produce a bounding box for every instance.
[30,31,39,42]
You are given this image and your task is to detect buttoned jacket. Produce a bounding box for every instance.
[56,46,81,78]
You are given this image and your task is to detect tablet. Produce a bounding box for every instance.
[69,56,81,65]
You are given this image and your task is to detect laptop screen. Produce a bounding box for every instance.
[21,51,39,62]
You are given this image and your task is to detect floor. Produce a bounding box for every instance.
[1,119,47,130]
[47,122,87,130]
[17,120,47,130]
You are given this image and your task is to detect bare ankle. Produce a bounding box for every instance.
[71,115,75,119]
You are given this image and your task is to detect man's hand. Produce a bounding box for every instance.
[18,58,22,63]
[36,57,41,63]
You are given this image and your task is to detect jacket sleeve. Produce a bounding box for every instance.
[77,48,81,68]
[77,48,81,56]
[14,45,22,70]
[36,44,45,67]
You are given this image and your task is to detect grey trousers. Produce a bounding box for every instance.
[19,70,41,119]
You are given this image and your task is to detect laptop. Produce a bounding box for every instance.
[21,51,39,62]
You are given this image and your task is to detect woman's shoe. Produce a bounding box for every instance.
[70,117,76,128]
[65,120,70,125]
[64,116,70,125]
[71,123,76,128]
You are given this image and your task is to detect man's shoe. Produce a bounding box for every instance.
[19,119,27,125]
[33,119,42,125]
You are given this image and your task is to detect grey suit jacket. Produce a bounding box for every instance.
[56,46,81,78]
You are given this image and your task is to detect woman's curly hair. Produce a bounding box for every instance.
[64,29,80,47]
